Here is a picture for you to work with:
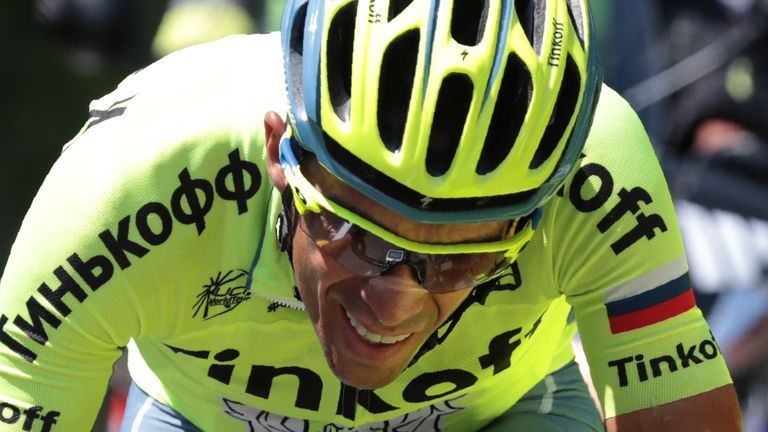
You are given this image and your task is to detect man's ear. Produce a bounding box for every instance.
[264,111,288,191]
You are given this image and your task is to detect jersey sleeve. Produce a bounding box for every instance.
[0,34,282,430]
[554,85,733,418]
[0,79,146,430]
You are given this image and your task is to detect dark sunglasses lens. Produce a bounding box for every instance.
[301,210,396,274]
[421,253,509,292]
[299,208,511,292]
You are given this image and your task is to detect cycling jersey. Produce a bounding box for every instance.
[0,33,732,431]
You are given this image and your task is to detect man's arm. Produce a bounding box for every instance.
[556,86,738,425]
[607,384,741,431]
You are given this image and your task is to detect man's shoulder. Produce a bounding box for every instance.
[583,84,652,162]
[46,33,285,242]
[64,32,287,172]
[92,33,287,122]
[574,84,669,203]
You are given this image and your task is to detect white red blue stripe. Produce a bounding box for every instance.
[605,257,696,334]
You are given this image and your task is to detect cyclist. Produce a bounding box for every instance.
[0,0,740,430]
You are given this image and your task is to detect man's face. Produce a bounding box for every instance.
[291,158,509,389]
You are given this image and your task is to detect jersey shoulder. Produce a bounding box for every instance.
[582,84,658,172]
[66,33,287,158]
[50,33,287,225]
[537,84,684,294]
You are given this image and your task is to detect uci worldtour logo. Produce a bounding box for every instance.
[193,269,252,320]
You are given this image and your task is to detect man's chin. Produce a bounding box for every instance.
[324,349,409,389]
[332,366,403,390]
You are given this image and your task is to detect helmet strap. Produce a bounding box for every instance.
[277,187,296,259]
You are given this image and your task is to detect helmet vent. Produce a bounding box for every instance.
[288,2,309,117]
[515,0,545,55]
[477,54,532,175]
[388,0,414,21]
[530,55,581,169]
[427,73,473,176]
[378,29,420,152]
[450,0,490,46]
[327,1,358,122]
[323,129,540,217]
[566,0,585,47]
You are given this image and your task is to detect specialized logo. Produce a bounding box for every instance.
[193,269,252,320]
[222,396,464,432]
[0,401,60,432]
[608,334,720,387]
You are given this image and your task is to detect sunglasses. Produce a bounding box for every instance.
[293,202,526,292]
[279,132,540,293]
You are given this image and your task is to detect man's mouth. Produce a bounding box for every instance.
[345,310,411,345]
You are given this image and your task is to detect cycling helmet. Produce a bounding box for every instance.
[281,0,602,223]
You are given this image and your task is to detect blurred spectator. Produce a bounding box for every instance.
[152,0,284,58]
[590,0,668,145]
[33,0,166,75]
[33,0,284,75]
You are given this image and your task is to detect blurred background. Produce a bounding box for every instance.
[1,0,767,430]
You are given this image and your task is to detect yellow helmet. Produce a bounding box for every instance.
[281,0,602,223]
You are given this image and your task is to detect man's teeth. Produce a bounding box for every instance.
[345,311,411,345]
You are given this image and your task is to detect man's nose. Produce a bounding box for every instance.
[361,264,427,327]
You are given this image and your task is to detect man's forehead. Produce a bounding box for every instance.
[301,158,509,244]
[301,158,392,222]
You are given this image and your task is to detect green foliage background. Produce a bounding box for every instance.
[0,2,167,270]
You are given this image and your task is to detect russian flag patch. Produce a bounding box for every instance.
[605,257,696,334]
